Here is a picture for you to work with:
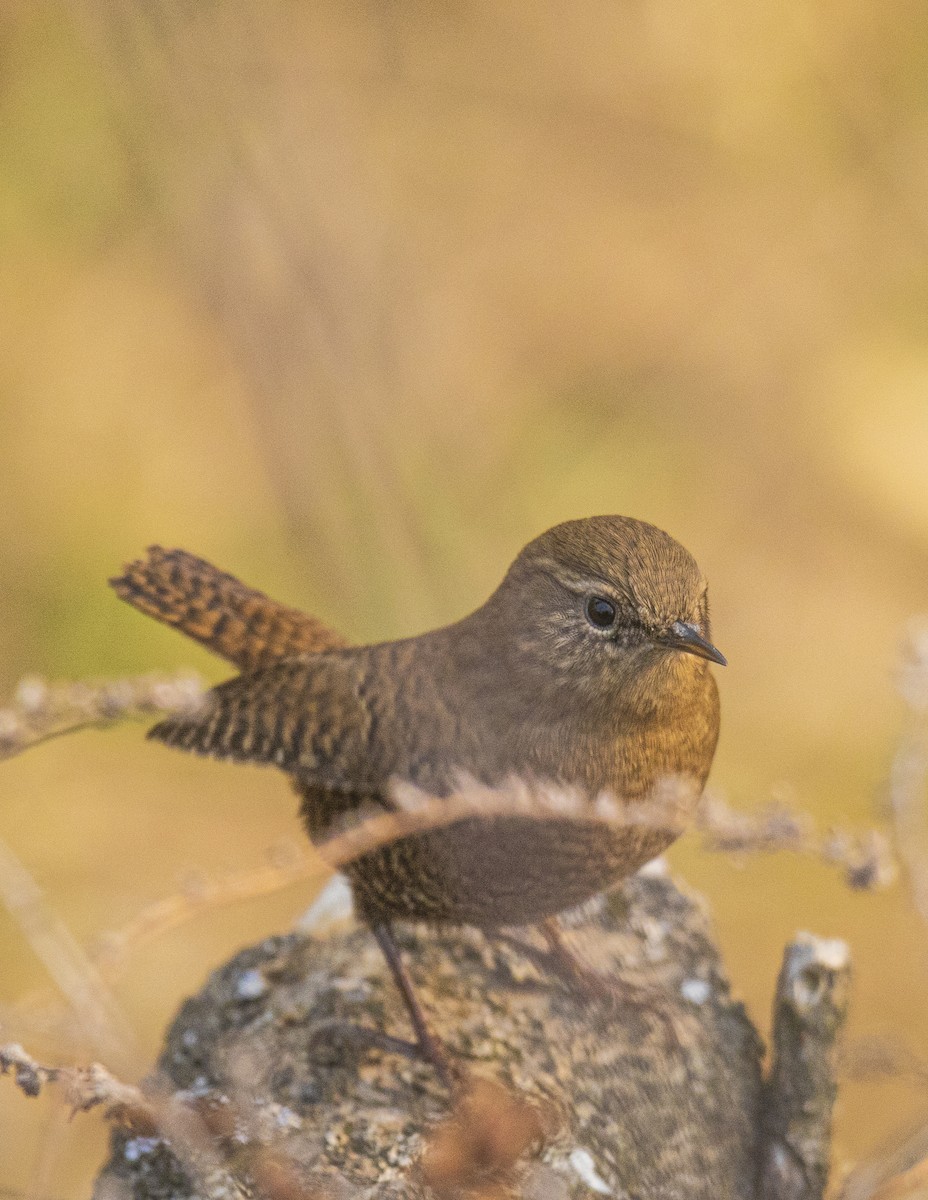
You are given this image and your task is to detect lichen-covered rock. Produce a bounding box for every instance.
[95,872,766,1199]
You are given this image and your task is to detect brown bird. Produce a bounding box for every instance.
[111,517,724,1080]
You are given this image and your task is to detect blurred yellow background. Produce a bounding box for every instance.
[3,2,928,1193]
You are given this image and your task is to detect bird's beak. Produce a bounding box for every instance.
[666,621,727,666]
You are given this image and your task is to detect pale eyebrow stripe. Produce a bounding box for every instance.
[530,557,630,602]
[554,574,630,604]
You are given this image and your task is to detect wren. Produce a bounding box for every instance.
[112,516,724,1080]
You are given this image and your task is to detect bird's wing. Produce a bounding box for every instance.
[111,547,347,672]
[148,654,377,788]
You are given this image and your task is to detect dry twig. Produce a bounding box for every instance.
[0,835,138,1069]
[0,1043,153,1125]
[0,668,887,1197]
[0,1043,320,1200]
[91,841,322,984]
[0,672,204,762]
[887,620,928,924]
[697,794,897,892]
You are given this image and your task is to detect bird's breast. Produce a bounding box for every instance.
[301,661,719,930]
[506,667,719,805]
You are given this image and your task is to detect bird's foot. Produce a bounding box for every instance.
[307,1019,459,1088]
[555,957,687,1047]
[498,920,689,1049]
[368,922,465,1089]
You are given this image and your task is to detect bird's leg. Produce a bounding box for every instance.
[494,920,615,1001]
[501,918,686,1046]
[308,923,458,1086]
[372,923,457,1089]
[538,917,621,1003]
[307,1020,431,1063]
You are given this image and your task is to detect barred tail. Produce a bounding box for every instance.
[110,547,346,672]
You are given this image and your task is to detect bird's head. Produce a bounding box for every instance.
[489,516,725,700]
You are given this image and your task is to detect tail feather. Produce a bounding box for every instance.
[110,547,347,672]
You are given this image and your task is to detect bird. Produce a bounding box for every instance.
[111,516,724,1081]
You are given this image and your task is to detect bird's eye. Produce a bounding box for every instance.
[585,596,617,629]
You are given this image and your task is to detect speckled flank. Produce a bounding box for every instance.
[112,517,721,930]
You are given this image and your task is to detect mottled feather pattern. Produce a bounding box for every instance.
[110,546,346,673]
[150,654,375,786]
[112,517,722,929]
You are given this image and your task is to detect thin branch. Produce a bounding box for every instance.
[833,621,928,1199]
[91,841,323,984]
[839,1124,928,1200]
[0,672,204,762]
[311,774,897,894]
[0,1043,325,1199]
[80,782,894,990]
[0,835,138,1070]
[887,620,928,925]
[842,1033,928,1090]
[868,1157,928,1200]
[0,1043,153,1125]
[697,794,897,892]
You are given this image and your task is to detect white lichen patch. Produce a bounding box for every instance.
[234,969,268,1000]
[569,1147,613,1194]
[681,977,712,1005]
[792,932,849,973]
[123,1136,162,1162]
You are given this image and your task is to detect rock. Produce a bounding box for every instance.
[94,873,844,1200]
